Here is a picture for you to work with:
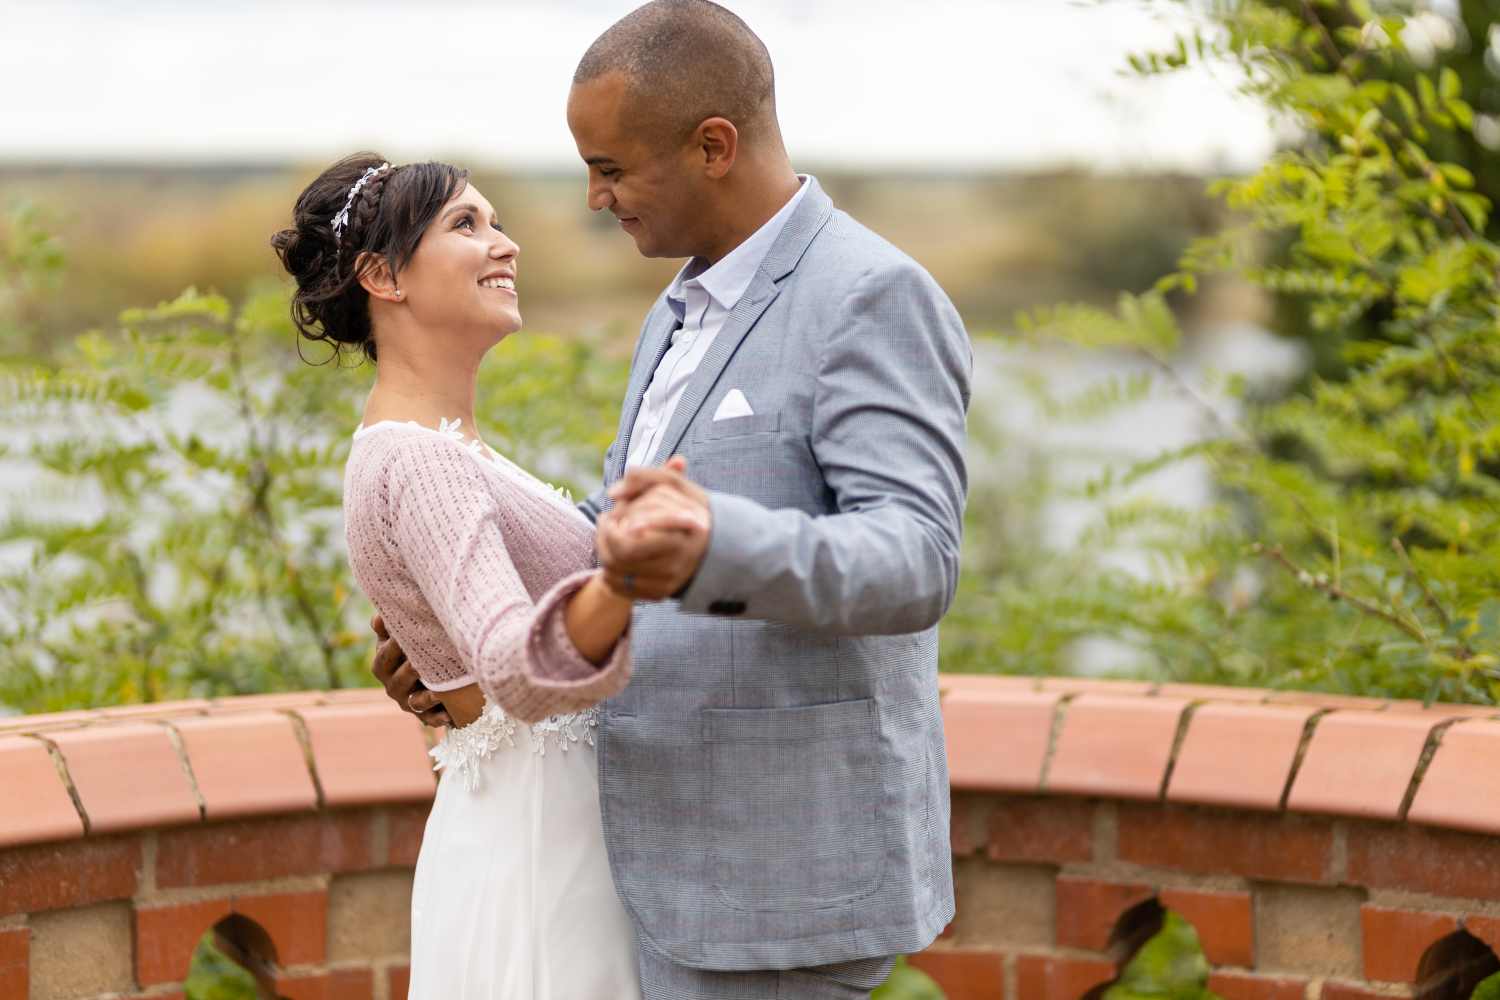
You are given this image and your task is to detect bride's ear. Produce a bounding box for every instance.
[356,252,403,303]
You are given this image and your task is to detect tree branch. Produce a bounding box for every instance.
[1254,542,1428,643]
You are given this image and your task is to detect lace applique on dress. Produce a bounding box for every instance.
[530,708,599,757]
[429,703,518,792]
[430,701,601,791]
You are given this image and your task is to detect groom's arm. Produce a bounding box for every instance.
[608,261,971,636]
[577,440,619,525]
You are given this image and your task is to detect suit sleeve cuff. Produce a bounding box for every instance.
[678,491,769,615]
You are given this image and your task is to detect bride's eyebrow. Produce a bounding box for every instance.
[442,203,489,221]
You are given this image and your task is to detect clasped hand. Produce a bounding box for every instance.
[596,455,712,600]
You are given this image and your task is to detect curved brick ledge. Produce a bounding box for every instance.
[932,676,1500,1000]
[3,677,1500,999]
[939,675,1500,832]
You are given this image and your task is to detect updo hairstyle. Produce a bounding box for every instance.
[270,152,468,363]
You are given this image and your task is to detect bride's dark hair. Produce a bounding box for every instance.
[271,152,468,364]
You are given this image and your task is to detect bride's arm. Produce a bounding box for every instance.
[384,438,636,724]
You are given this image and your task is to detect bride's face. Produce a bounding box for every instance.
[397,182,521,343]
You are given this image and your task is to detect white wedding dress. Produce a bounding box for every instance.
[407,702,642,998]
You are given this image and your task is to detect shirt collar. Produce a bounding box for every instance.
[666,175,810,316]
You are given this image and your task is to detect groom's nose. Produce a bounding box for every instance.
[586,177,614,212]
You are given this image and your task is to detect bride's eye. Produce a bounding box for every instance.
[491,221,504,233]
[456,215,474,231]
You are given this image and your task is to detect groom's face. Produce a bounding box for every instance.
[567,72,709,259]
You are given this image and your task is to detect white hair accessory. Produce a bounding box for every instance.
[331,163,391,244]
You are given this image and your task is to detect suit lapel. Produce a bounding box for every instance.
[647,178,836,465]
[648,275,780,465]
[609,304,678,484]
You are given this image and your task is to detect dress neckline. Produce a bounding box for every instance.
[353,417,578,509]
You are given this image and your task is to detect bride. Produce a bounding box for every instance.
[271,153,697,998]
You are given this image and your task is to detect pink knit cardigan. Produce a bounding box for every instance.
[342,420,629,724]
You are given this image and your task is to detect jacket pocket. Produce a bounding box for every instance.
[696,410,782,441]
[702,698,886,911]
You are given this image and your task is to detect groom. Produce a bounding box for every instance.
[375,1,970,995]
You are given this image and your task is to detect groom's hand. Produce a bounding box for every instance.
[370,614,452,728]
[599,458,711,600]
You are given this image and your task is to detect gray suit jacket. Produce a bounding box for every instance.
[579,177,970,971]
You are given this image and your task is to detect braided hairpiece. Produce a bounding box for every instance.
[330,162,391,249]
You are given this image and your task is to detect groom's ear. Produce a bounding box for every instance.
[355,252,401,303]
[696,117,739,180]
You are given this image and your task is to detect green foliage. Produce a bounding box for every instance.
[1473,970,1500,1000]
[0,200,66,353]
[182,935,259,1000]
[1106,912,1221,1000]
[0,285,627,713]
[946,0,1500,702]
[872,957,947,1000]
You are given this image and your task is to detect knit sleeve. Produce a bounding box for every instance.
[384,438,630,723]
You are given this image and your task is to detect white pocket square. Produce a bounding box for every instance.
[712,389,755,421]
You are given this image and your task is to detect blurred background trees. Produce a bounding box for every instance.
[1,0,1497,715]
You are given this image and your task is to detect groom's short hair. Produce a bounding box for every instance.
[575,0,777,144]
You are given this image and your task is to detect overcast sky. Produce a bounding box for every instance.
[2,0,1277,171]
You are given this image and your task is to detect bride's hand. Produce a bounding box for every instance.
[409,683,486,729]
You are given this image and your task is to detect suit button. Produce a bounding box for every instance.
[708,600,747,616]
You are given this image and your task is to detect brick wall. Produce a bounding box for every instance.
[0,689,432,1000]
[3,678,1500,999]
[916,676,1500,999]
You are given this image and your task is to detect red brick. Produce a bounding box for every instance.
[276,968,374,1000]
[0,927,27,1000]
[1055,876,1154,951]
[171,713,318,821]
[0,710,99,735]
[135,898,232,986]
[233,890,328,967]
[1118,803,1333,883]
[1206,970,1306,1000]
[1014,954,1115,1000]
[904,949,1004,1000]
[331,968,375,1000]
[206,691,327,713]
[1155,683,1268,703]
[295,704,434,807]
[1346,822,1500,899]
[1047,695,1189,800]
[389,964,410,1000]
[156,811,373,888]
[1408,719,1500,835]
[1160,888,1254,968]
[1466,914,1500,955]
[0,835,140,916]
[943,689,1059,792]
[49,722,201,834]
[1167,704,1315,812]
[321,686,391,704]
[388,803,431,868]
[1287,711,1436,821]
[938,674,1040,696]
[1361,904,1459,983]
[1039,678,1156,696]
[1320,984,1392,1000]
[987,796,1093,865]
[0,736,84,848]
[97,699,211,721]
[1264,691,1389,712]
